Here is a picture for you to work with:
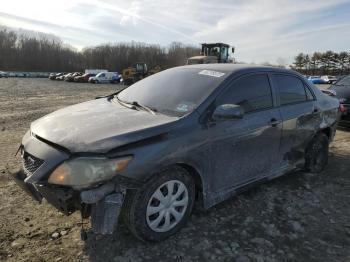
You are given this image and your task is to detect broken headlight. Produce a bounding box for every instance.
[48,156,132,189]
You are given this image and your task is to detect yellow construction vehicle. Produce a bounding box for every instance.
[122,62,161,85]
[187,43,235,65]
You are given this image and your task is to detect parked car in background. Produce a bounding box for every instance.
[328,74,350,127]
[308,76,327,84]
[57,73,71,81]
[88,72,121,84]
[0,71,8,78]
[74,73,96,83]
[65,72,83,82]
[49,73,64,80]
[321,75,338,84]
[13,64,340,242]
[16,72,26,78]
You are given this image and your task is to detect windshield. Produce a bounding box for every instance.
[117,67,228,116]
[336,75,350,86]
[96,72,105,77]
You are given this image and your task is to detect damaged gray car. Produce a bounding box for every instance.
[13,64,340,242]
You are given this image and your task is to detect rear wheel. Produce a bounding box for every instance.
[305,133,329,173]
[122,166,195,242]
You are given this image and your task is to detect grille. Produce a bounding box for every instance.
[22,151,44,175]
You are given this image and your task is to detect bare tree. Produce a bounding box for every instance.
[0,29,200,73]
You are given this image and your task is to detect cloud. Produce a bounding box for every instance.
[119,1,140,26]
[195,0,350,63]
[0,0,349,63]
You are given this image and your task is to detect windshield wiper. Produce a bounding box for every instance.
[131,101,157,115]
[95,89,125,100]
[116,96,156,115]
[115,96,136,110]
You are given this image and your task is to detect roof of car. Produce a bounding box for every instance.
[181,63,297,75]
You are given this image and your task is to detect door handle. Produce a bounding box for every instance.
[313,108,319,113]
[269,118,281,127]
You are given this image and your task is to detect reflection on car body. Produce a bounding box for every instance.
[13,64,340,242]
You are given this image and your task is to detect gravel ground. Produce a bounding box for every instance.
[0,78,349,262]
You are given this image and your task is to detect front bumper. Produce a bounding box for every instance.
[12,168,126,234]
[11,169,79,215]
[15,130,143,235]
[11,169,43,203]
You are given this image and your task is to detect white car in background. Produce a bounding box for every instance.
[88,72,121,84]
[321,75,338,84]
[0,71,8,78]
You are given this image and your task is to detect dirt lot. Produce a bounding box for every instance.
[0,78,349,262]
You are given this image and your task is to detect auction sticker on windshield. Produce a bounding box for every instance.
[198,70,225,78]
[176,102,195,113]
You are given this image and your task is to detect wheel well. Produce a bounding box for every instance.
[177,163,203,201]
[319,127,331,140]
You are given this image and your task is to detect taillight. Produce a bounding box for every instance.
[339,104,346,113]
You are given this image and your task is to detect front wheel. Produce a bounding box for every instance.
[305,132,329,173]
[122,166,195,242]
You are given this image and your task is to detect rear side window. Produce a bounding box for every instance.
[273,75,308,105]
[217,74,273,113]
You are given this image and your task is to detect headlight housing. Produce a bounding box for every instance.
[48,156,132,189]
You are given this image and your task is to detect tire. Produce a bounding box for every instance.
[122,166,195,242]
[305,132,329,173]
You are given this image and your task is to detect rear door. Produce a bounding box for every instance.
[208,73,282,192]
[271,74,318,168]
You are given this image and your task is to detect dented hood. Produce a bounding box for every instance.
[30,98,177,153]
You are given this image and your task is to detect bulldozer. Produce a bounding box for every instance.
[122,62,161,85]
[187,43,235,65]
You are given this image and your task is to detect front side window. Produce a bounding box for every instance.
[216,74,273,113]
[136,64,143,71]
[273,75,307,105]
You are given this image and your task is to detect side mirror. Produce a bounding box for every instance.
[212,104,244,121]
[231,47,235,54]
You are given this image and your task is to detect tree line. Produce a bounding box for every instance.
[0,29,200,72]
[292,51,350,76]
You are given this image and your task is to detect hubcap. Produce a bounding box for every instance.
[146,180,188,233]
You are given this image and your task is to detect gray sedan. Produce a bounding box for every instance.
[13,64,339,241]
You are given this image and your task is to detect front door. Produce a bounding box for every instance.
[208,73,282,192]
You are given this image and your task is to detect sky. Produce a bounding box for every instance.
[0,0,350,64]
